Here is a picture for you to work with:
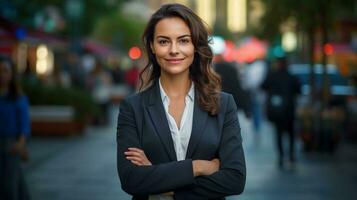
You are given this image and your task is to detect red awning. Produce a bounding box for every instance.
[223,37,267,63]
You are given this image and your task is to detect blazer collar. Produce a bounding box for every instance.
[145,80,208,160]
[186,89,208,159]
[146,80,177,161]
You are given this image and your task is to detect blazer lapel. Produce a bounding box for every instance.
[146,81,177,161]
[186,90,208,159]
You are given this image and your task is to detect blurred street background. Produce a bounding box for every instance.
[1,0,356,199]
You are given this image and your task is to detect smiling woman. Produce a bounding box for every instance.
[116,3,246,200]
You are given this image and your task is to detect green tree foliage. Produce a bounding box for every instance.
[91,11,146,51]
[256,0,356,42]
[256,0,356,107]
[6,0,124,36]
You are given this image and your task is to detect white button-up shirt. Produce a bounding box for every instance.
[149,80,195,200]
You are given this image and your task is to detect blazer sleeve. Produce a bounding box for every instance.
[174,94,246,199]
[117,98,195,196]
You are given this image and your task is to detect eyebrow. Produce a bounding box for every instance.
[155,34,191,40]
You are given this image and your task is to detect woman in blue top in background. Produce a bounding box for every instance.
[0,55,31,200]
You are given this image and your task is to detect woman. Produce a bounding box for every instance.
[0,55,31,200]
[117,4,246,200]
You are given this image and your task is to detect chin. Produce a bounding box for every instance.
[162,66,190,76]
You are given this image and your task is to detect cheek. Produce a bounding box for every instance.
[182,46,195,58]
[186,54,194,66]
[184,48,195,63]
[153,44,168,56]
[153,48,168,61]
[154,54,164,64]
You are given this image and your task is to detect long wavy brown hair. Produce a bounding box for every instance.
[140,3,221,115]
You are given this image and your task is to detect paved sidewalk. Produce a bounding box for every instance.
[24,107,130,200]
[24,108,357,200]
[237,116,357,200]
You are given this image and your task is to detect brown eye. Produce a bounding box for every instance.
[179,38,190,44]
[158,40,169,45]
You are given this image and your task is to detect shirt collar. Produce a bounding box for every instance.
[159,78,194,103]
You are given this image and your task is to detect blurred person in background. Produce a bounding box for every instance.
[117,3,246,200]
[0,55,31,200]
[66,52,85,88]
[111,64,126,85]
[262,57,300,167]
[86,57,113,125]
[242,60,268,133]
[214,54,251,118]
[346,74,357,140]
[124,63,140,92]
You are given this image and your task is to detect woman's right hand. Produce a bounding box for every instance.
[124,147,152,166]
[192,158,220,177]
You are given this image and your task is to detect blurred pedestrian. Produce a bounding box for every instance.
[0,55,31,200]
[66,52,85,88]
[214,55,251,118]
[242,60,268,133]
[117,3,246,200]
[86,58,113,125]
[124,64,140,92]
[262,57,300,167]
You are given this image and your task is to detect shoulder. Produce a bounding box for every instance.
[121,93,142,109]
[219,91,233,104]
[120,85,154,108]
[219,92,236,111]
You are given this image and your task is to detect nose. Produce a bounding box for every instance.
[169,42,179,56]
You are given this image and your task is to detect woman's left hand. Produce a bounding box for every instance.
[124,147,152,166]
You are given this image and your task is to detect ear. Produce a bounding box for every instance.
[150,42,155,54]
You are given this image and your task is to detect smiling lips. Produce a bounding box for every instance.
[165,58,185,64]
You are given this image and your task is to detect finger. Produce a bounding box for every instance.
[128,148,144,154]
[125,151,147,161]
[126,156,143,163]
[130,160,142,166]
[124,151,142,157]
[125,152,146,162]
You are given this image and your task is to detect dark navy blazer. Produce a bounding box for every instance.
[117,81,246,200]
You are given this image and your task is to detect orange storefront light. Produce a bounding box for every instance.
[128,46,141,60]
[324,43,334,55]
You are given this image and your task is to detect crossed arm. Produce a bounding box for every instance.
[124,147,219,196]
[124,147,220,176]
[117,95,246,199]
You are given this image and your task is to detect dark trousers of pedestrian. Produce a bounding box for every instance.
[275,124,295,165]
[0,138,30,200]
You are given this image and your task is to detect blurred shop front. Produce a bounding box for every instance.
[0,17,67,81]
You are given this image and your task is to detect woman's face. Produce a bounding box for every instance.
[0,61,12,87]
[151,17,195,77]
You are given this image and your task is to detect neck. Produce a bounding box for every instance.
[160,73,191,98]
